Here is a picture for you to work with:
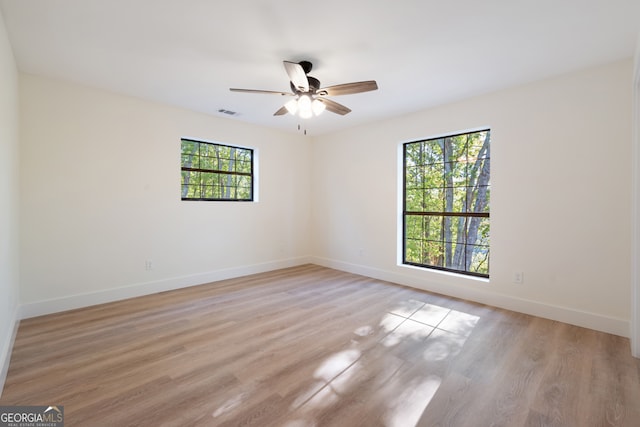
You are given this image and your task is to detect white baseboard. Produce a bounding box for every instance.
[20,257,313,319]
[311,256,630,338]
[0,305,20,398]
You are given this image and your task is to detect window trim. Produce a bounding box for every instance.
[180,138,255,202]
[401,129,490,278]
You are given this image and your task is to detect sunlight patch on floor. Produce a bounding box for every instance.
[290,349,363,411]
[384,375,442,427]
[438,310,480,337]
[388,299,426,317]
[290,380,330,410]
[314,349,361,382]
[379,313,406,332]
[329,360,362,394]
[382,319,434,347]
[354,325,374,337]
[423,328,467,361]
[287,299,482,426]
[411,303,451,326]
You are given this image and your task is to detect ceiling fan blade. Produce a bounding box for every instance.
[273,105,288,116]
[320,81,378,96]
[318,98,351,115]
[230,88,293,96]
[283,61,309,92]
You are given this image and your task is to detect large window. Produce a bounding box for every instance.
[403,130,490,277]
[181,138,254,201]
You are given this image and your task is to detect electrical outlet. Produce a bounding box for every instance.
[145,260,153,271]
[513,272,523,284]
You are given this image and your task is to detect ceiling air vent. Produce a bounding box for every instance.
[218,108,238,116]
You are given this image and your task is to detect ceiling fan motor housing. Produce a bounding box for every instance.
[299,60,313,74]
[291,76,320,94]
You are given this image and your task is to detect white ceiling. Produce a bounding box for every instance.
[1,0,639,136]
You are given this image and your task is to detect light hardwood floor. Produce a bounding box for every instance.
[2,264,639,426]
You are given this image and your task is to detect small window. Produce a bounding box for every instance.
[181,138,254,201]
[403,129,490,277]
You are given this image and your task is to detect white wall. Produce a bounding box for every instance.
[0,8,20,394]
[311,60,633,336]
[19,74,311,315]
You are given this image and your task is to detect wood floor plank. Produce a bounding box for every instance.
[467,315,556,427]
[1,264,639,426]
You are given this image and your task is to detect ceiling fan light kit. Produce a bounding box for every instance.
[312,98,326,115]
[230,60,378,120]
[285,95,326,118]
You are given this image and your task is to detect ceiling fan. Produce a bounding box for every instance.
[230,60,378,118]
